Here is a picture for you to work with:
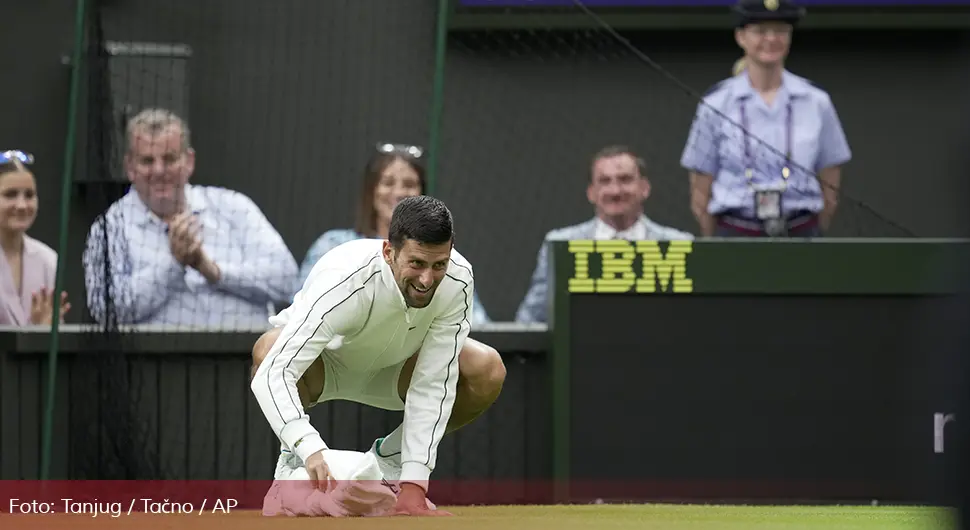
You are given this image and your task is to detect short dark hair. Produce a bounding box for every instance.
[388,195,454,250]
[590,145,647,182]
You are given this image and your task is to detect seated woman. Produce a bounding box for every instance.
[0,151,70,326]
[295,143,491,324]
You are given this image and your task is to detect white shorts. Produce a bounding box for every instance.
[315,353,408,411]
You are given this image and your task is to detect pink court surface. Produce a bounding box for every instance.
[0,504,956,529]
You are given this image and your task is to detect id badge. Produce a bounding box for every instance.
[754,190,782,221]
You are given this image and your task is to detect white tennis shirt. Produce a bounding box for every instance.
[250,238,474,489]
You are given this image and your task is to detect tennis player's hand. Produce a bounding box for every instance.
[393,483,452,517]
[304,450,335,492]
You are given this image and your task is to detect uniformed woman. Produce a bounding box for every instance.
[680,0,852,238]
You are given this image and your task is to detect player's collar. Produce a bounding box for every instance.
[380,254,409,310]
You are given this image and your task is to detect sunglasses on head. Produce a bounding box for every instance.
[0,150,34,166]
[376,143,423,159]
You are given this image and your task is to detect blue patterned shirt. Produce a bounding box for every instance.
[681,70,852,217]
[82,185,298,329]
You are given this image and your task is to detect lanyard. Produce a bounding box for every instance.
[739,98,794,185]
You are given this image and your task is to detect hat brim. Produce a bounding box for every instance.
[735,14,804,28]
[732,5,805,27]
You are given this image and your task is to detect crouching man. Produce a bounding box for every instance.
[249,198,506,517]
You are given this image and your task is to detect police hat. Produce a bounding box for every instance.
[732,0,805,28]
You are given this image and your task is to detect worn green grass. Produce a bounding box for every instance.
[436,505,957,529]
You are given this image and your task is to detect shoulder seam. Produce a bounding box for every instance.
[445,272,470,288]
[448,258,473,280]
[315,253,382,291]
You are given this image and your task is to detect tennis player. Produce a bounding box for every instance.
[250,195,505,517]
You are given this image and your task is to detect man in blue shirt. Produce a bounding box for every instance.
[681,0,851,238]
[82,108,298,329]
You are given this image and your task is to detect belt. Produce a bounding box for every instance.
[716,211,818,235]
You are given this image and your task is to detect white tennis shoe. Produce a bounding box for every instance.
[369,438,403,484]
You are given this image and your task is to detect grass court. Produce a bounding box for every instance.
[3,503,956,529]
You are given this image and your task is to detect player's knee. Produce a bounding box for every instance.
[484,346,507,391]
[460,343,505,396]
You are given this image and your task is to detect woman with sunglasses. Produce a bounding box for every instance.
[0,151,71,326]
[294,144,491,324]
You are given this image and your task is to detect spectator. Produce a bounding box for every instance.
[681,0,851,238]
[295,143,491,324]
[515,145,693,324]
[0,151,70,326]
[82,109,297,329]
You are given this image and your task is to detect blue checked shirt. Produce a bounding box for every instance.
[82,185,298,329]
[296,228,492,325]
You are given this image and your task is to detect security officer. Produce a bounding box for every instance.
[680,0,852,238]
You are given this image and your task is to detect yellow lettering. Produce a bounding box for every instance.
[567,240,596,293]
[566,240,693,294]
[594,240,637,293]
[636,241,693,293]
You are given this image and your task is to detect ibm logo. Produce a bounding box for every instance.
[566,240,693,294]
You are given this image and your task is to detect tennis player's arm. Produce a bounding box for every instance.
[400,276,472,491]
[250,267,367,464]
[82,215,185,325]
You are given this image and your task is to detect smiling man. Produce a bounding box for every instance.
[82,108,297,329]
[515,145,694,324]
[250,195,505,517]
